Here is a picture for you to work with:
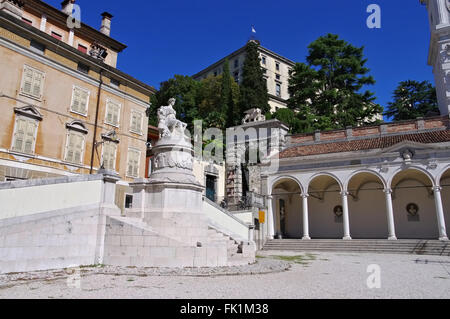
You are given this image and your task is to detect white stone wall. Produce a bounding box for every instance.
[0,179,103,220]
[0,205,105,273]
[308,185,344,239]
[347,183,388,239]
[393,180,438,239]
[192,160,225,199]
[203,200,251,241]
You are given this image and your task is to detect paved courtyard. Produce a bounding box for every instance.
[0,251,449,299]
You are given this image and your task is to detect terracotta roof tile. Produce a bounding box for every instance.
[280,130,450,159]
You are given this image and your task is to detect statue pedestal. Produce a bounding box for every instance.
[131,134,209,246]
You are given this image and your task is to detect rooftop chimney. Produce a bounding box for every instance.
[100,12,113,37]
[61,0,75,15]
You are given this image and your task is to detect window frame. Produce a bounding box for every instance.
[101,141,118,171]
[64,130,86,165]
[126,147,141,179]
[104,98,122,128]
[275,83,282,97]
[10,116,40,155]
[129,109,144,135]
[19,65,46,101]
[70,85,91,117]
[275,61,281,72]
[261,55,267,65]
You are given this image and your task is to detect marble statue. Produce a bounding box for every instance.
[242,108,266,124]
[158,98,187,138]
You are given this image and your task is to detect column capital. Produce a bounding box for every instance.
[340,191,349,197]
[267,195,273,200]
[384,188,393,195]
[301,193,309,199]
[433,186,442,192]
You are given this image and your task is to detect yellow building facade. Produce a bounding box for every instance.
[0,0,155,209]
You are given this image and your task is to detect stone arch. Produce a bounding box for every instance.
[307,173,344,239]
[388,166,436,189]
[389,167,438,239]
[306,172,344,194]
[437,165,450,186]
[271,175,304,195]
[346,171,388,239]
[344,169,387,191]
[270,176,304,239]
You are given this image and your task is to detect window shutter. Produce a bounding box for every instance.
[109,144,116,170]
[80,90,88,114]
[72,88,81,113]
[112,104,119,126]
[32,72,43,98]
[74,135,82,163]
[24,121,37,153]
[133,151,139,177]
[13,119,26,151]
[23,68,33,95]
[103,143,116,170]
[135,113,142,132]
[66,133,75,162]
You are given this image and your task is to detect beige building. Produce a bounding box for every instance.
[0,0,155,209]
[192,40,295,113]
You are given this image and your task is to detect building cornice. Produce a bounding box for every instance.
[0,12,156,96]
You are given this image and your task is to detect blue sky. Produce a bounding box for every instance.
[46,0,432,112]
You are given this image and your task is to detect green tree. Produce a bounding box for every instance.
[222,59,240,127]
[197,74,240,130]
[239,41,270,116]
[288,34,382,132]
[384,80,439,121]
[149,75,201,130]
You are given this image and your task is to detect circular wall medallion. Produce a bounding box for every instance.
[406,203,419,216]
[334,205,343,217]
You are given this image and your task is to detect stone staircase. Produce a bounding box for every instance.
[207,226,255,265]
[262,239,450,256]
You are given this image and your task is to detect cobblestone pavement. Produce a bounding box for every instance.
[0,252,449,299]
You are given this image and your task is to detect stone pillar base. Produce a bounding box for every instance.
[439,236,449,242]
[343,236,352,240]
[388,236,398,241]
[302,236,311,240]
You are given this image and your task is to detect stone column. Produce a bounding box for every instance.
[341,191,352,240]
[40,14,47,32]
[433,186,449,241]
[302,194,311,240]
[267,195,275,239]
[68,29,74,46]
[384,188,397,240]
[99,168,120,211]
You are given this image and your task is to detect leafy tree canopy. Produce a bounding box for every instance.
[288,33,383,133]
[384,80,439,121]
[149,74,239,132]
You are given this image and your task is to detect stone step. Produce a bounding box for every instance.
[262,239,450,256]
